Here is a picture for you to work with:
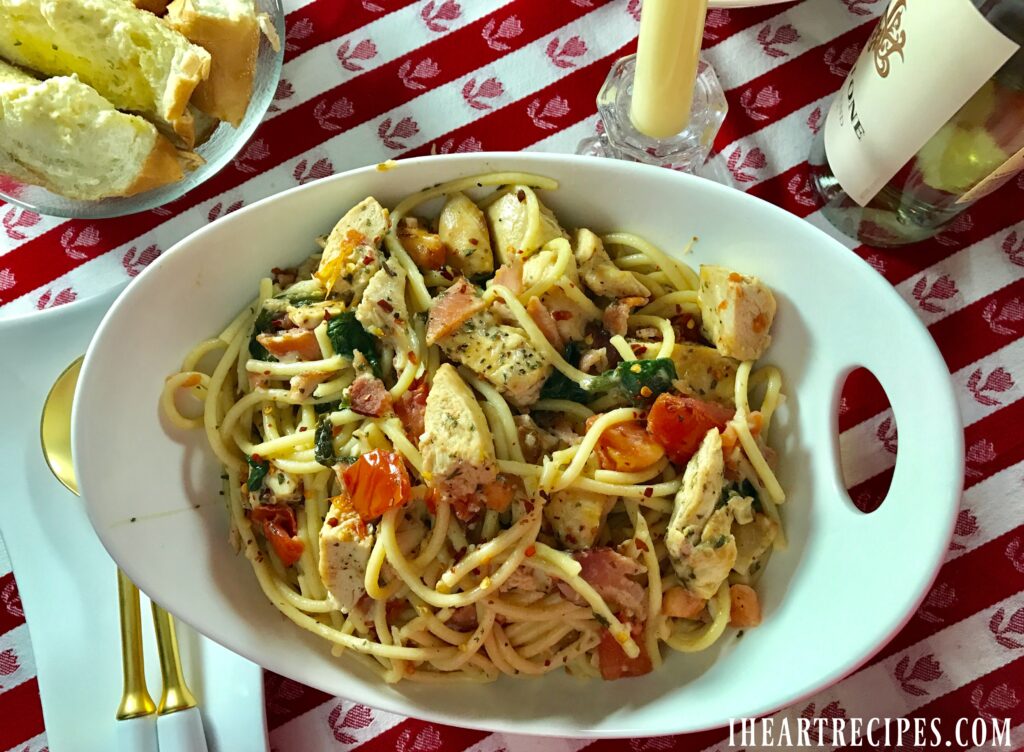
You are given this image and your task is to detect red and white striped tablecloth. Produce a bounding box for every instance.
[3,0,1024,750]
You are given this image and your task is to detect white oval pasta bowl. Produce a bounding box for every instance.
[73,153,963,737]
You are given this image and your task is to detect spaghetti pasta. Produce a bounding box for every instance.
[163,172,789,684]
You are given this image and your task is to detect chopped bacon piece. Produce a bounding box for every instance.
[558,547,647,619]
[426,277,487,345]
[602,301,630,337]
[250,505,305,567]
[349,374,393,417]
[579,347,609,375]
[597,622,653,680]
[526,295,563,349]
[256,328,322,361]
[492,258,524,295]
[394,380,429,443]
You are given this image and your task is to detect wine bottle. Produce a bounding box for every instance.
[809,0,1024,247]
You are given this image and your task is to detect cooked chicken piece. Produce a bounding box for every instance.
[264,468,302,503]
[355,261,414,371]
[679,504,738,600]
[439,192,494,278]
[314,197,389,301]
[288,371,331,401]
[420,364,498,499]
[394,501,429,557]
[698,265,776,361]
[666,429,734,598]
[520,245,595,343]
[438,311,551,408]
[544,489,614,550]
[733,513,778,577]
[396,216,445,270]
[319,496,374,612]
[573,228,650,300]
[287,300,344,330]
[485,186,567,264]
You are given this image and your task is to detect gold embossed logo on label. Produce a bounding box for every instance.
[869,0,908,78]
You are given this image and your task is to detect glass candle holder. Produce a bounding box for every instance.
[578,53,728,173]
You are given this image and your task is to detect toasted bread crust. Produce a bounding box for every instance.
[166,0,257,126]
[123,135,185,196]
[134,0,171,14]
[164,44,213,122]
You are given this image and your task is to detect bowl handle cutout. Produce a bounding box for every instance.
[836,368,896,513]
[827,341,964,545]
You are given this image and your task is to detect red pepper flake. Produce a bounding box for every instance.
[299,426,308,432]
[251,453,263,463]
[643,487,654,498]
[469,237,479,246]
[631,343,645,356]
[363,255,375,266]
[635,538,649,552]
[525,545,536,557]
[516,189,526,202]
[552,310,572,321]
[408,351,419,364]
[377,299,394,313]
[439,267,454,281]
[327,517,339,527]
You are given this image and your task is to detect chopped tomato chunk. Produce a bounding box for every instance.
[646,393,734,465]
[729,584,762,627]
[481,474,520,512]
[586,416,665,472]
[597,622,653,680]
[342,449,412,521]
[250,505,305,567]
[661,586,707,619]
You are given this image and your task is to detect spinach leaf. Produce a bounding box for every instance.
[585,358,678,404]
[314,416,335,467]
[539,346,677,406]
[276,279,325,305]
[246,455,270,491]
[313,398,348,415]
[327,312,381,377]
[740,479,763,513]
[539,340,589,402]
[248,307,278,362]
[614,358,677,402]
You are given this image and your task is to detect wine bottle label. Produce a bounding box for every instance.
[956,146,1024,205]
[823,0,1020,207]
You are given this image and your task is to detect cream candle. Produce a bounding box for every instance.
[630,0,708,139]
